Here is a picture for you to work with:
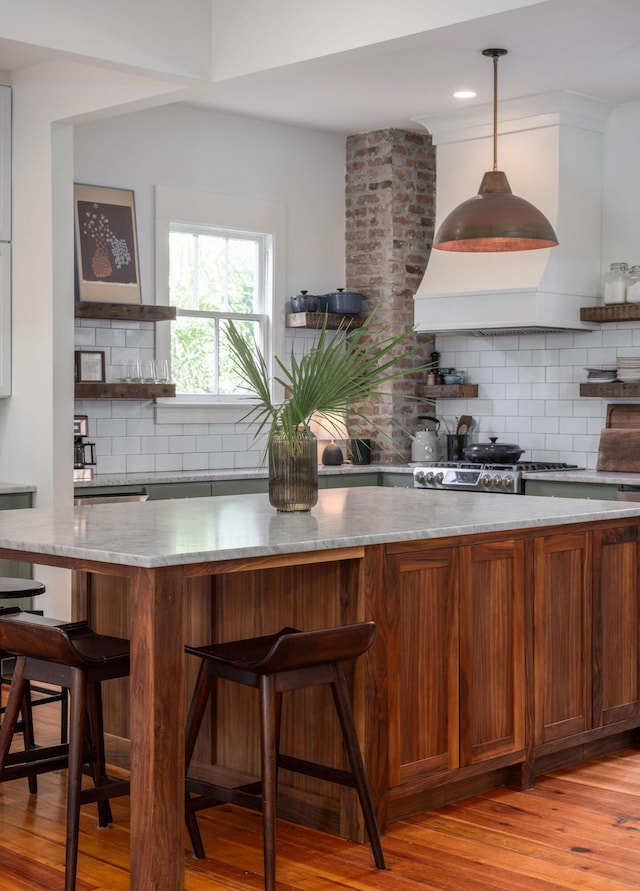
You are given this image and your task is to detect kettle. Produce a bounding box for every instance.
[411,416,441,462]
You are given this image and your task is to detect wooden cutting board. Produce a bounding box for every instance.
[606,403,640,428]
[596,428,640,471]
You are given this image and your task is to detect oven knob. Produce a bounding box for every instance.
[414,471,426,485]
[425,472,435,484]
[492,475,503,488]
[434,472,444,485]
[481,474,492,487]
[502,475,514,490]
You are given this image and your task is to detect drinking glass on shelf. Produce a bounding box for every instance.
[140,359,155,383]
[154,358,169,383]
[126,359,141,382]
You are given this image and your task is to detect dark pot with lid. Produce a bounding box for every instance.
[463,437,525,464]
[324,288,363,314]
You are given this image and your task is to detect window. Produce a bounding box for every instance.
[155,186,286,423]
[169,224,271,399]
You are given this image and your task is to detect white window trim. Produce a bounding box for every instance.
[154,185,286,424]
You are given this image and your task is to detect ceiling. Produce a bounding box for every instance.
[3,0,640,135]
[184,0,640,133]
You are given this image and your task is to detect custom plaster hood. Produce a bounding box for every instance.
[414,92,612,336]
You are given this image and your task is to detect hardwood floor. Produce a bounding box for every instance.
[1,694,640,890]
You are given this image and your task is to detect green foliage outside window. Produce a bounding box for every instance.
[169,229,264,395]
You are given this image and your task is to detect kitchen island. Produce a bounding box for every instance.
[1,487,640,890]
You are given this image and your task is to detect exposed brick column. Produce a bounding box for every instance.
[345,129,436,462]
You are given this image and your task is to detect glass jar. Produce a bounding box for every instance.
[602,262,629,304]
[627,266,640,303]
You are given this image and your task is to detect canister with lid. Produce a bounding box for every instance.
[602,262,629,304]
[627,266,640,303]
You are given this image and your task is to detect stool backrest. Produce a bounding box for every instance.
[0,608,121,667]
[250,622,376,673]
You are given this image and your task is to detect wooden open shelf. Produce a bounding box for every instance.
[75,382,176,400]
[416,384,479,399]
[75,302,176,322]
[580,304,640,323]
[286,312,364,330]
[580,381,640,397]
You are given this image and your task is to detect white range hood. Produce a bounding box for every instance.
[413,92,612,336]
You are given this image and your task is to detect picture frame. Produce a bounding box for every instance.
[75,350,106,383]
[74,183,141,304]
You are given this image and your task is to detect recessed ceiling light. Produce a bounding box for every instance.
[453,90,477,99]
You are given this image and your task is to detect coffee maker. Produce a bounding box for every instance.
[74,414,96,481]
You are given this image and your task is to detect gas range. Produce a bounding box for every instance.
[413,461,581,495]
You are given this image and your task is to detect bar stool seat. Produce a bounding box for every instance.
[0,608,130,891]
[184,622,386,891]
[0,579,68,761]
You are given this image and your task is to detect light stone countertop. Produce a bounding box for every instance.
[74,466,640,490]
[74,464,409,488]
[1,486,640,569]
[0,482,37,494]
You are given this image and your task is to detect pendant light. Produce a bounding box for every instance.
[433,48,559,252]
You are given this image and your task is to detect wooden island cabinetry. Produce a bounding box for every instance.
[73,512,640,834]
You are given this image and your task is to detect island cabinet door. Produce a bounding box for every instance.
[386,547,459,786]
[533,532,592,747]
[458,539,526,766]
[592,524,640,727]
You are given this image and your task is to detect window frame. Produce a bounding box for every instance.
[154,185,286,424]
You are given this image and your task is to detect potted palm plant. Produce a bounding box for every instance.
[226,310,429,511]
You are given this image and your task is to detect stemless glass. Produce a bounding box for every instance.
[140,359,156,383]
[126,359,141,382]
[154,358,169,383]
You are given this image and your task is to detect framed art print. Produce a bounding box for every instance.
[74,184,141,304]
[75,350,106,383]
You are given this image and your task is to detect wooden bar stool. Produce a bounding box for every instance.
[0,607,130,891]
[184,622,386,891]
[0,579,69,753]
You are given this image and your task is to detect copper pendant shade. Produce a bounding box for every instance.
[433,49,559,253]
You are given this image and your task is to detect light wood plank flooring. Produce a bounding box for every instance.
[1,695,640,890]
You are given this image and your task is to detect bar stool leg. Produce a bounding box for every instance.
[65,669,87,891]
[259,675,278,891]
[0,656,28,772]
[85,681,113,826]
[19,681,38,795]
[185,660,215,859]
[330,664,386,870]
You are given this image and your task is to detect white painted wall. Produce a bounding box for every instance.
[73,102,346,474]
[0,61,181,617]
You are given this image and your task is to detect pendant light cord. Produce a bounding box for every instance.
[482,48,507,172]
[492,52,498,171]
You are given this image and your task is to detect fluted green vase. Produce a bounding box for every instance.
[268,427,318,512]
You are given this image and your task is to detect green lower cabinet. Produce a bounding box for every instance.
[145,482,213,500]
[380,472,414,488]
[523,480,620,500]
[321,473,379,488]
[210,479,269,496]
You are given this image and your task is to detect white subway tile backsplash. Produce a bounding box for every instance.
[531,383,559,400]
[97,418,127,437]
[170,435,196,453]
[183,453,209,471]
[126,454,156,473]
[505,383,532,400]
[97,455,127,474]
[112,436,141,455]
[75,318,640,477]
[141,436,169,454]
[559,417,587,435]
[155,453,183,472]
